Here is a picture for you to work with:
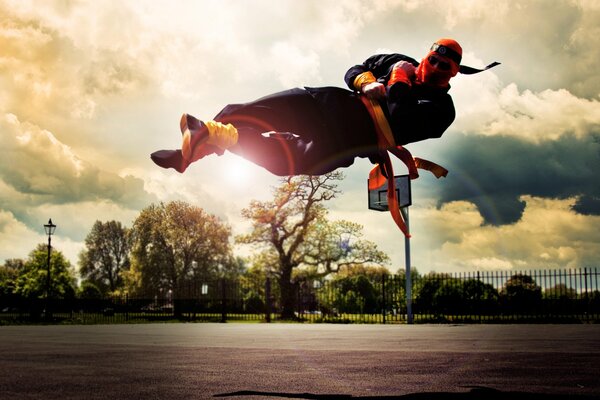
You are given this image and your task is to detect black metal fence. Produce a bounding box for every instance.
[1,268,598,324]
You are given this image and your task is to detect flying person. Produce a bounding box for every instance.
[151,38,498,235]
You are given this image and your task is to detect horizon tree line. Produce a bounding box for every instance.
[0,173,392,318]
[1,173,597,318]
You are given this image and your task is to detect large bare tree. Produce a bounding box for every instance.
[238,172,389,319]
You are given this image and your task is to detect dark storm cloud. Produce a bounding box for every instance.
[435,132,600,225]
[572,195,600,215]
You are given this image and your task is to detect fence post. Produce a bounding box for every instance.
[584,268,589,320]
[297,283,301,318]
[477,271,481,323]
[125,293,129,322]
[220,279,227,323]
[382,274,386,324]
[265,278,272,323]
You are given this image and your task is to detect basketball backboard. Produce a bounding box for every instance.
[368,174,411,211]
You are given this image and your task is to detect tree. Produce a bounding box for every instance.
[414,272,451,313]
[413,274,500,317]
[79,220,131,294]
[461,279,500,315]
[239,262,268,314]
[543,283,578,300]
[300,219,389,277]
[130,201,233,305]
[220,256,247,281]
[391,267,422,310]
[14,244,76,299]
[3,259,25,271]
[337,264,391,280]
[78,281,103,299]
[500,273,542,314]
[238,172,389,319]
[119,258,143,297]
[0,259,22,297]
[330,275,377,314]
[238,173,338,318]
[318,265,390,315]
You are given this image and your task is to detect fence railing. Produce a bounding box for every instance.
[1,268,598,324]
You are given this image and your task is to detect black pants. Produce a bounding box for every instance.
[213,87,378,176]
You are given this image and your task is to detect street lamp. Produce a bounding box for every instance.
[43,218,56,320]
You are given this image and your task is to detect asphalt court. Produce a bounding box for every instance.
[0,324,599,399]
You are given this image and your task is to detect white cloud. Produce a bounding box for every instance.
[452,78,600,142]
[267,42,321,88]
[417,196,600,272]
[0,208,85,269]
[0,114,151,206]
[0,210,42,261]
[0,113,157,267]
[440,1,512,30]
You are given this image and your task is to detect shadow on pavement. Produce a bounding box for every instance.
[215,387,600,399]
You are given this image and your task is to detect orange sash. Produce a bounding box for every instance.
[360,96,448,237]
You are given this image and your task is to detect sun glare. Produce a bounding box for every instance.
[223,155,255,185]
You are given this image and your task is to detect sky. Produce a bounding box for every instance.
[1,0,599,274]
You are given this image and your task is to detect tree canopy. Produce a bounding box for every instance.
[79,220,131,294]
[129,201,233,298]
[237,172,389,318]
[13,244,76,299]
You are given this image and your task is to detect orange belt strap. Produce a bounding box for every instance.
[360,96,449,237]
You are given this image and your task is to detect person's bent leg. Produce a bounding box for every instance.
[151,114,224,173]
[211,89,326,175]
[152,88,333,175]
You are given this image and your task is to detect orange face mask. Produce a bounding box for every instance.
[415,38,462,88]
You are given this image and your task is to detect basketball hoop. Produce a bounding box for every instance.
[367,174,411,211]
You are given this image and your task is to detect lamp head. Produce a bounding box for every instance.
[44,219,56,236]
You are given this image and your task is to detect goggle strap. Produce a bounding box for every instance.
[459,61,501,75]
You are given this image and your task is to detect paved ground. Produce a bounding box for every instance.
[0,324,599,399]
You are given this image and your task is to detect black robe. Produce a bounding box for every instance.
[162,54,456,177]
[211,53,455,176]
[213,86,377,176]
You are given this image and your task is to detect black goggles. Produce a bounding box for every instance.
[431,43,462,65]
[428,55,451,71]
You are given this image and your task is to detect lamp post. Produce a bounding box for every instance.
[43,218,56,321]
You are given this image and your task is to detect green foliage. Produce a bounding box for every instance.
[0,259,22,296]
[414,274,500,315]
[13,244,76,299]
[413,272,449,310]
[3,259,25,270]
[318,270,384,314]
[240,261,281,313]
[340,275,378,313]
[118,258,143,297]
[299,219,390,276]
[337,264,390,279]
[500,273,542,313]
[79,220,131,294]
[78,281,103,299]
[543,283,578,300]
[221,256,247,280]
[130,201,233,298]
[243,291,265,313]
